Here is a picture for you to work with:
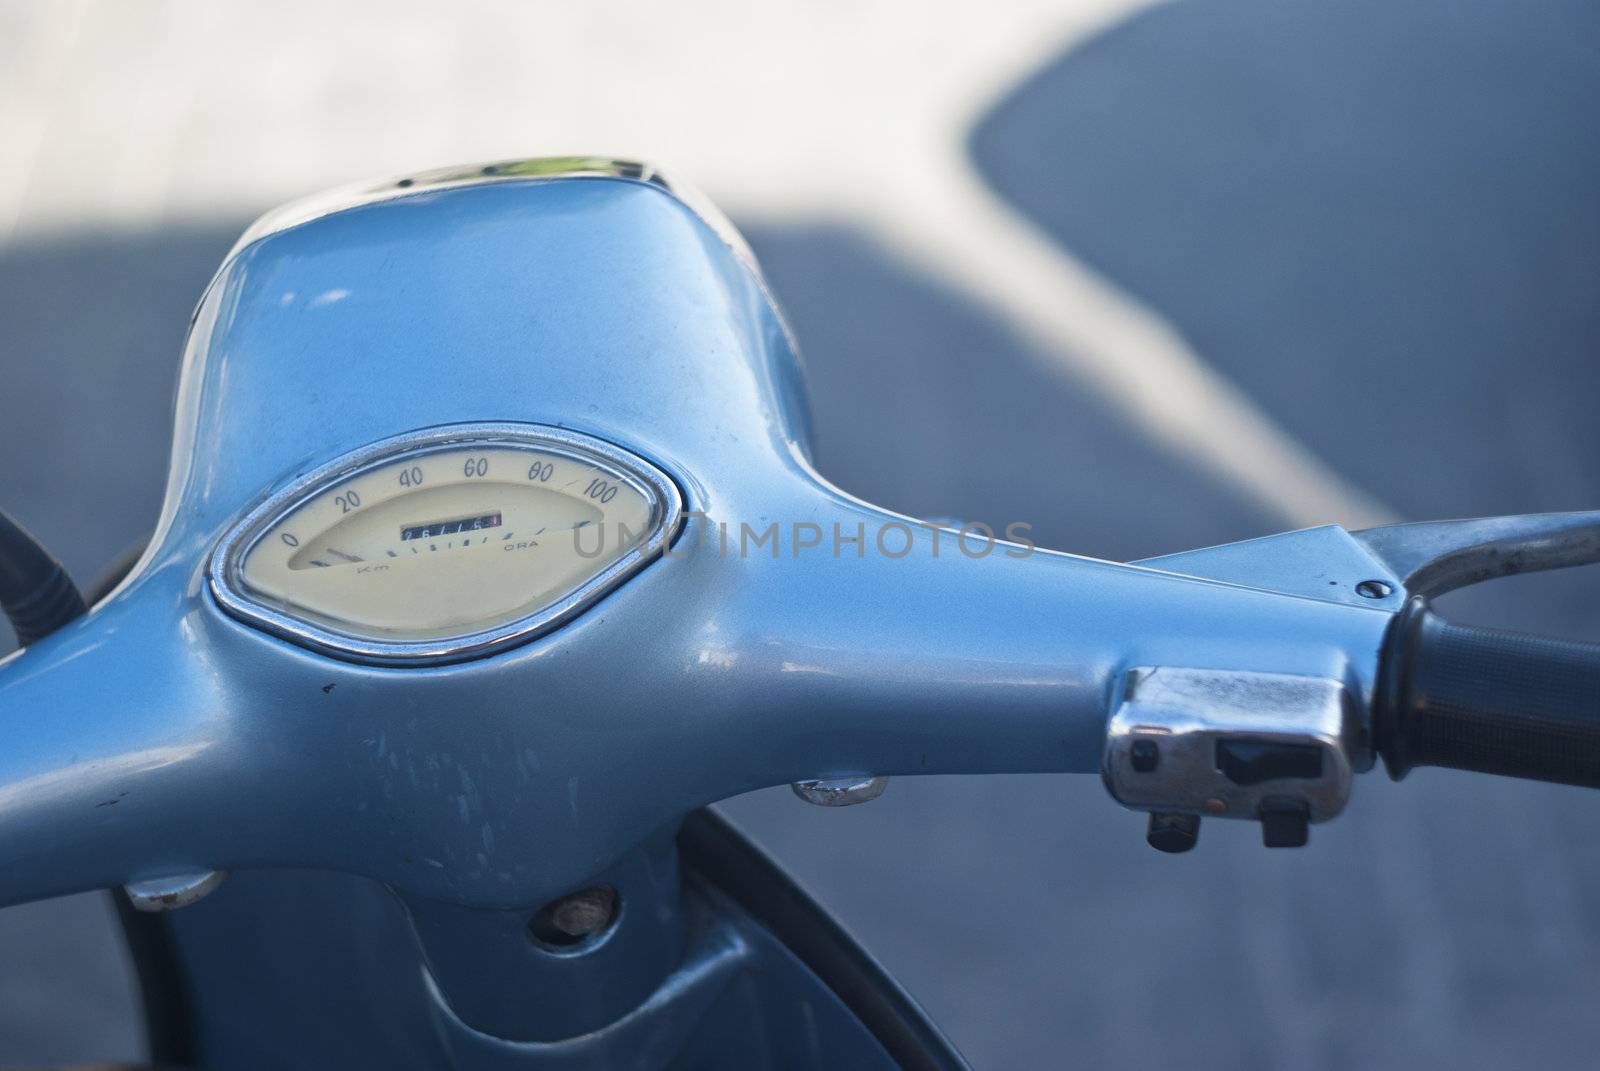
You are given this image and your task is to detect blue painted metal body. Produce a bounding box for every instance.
[0,170,1401,1063]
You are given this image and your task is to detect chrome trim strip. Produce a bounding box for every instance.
[207,422,684,667]
[226,156,762,279]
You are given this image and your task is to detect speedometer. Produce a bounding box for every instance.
[209,424,683,664]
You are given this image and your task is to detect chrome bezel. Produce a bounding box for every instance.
[208,422,683,666]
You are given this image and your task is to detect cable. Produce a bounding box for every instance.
[0,509,86,647]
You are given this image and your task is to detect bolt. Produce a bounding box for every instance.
[1202,797,1227,816]
[529,885,618,948]
[1355,579,1394,599]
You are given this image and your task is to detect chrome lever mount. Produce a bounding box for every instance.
[1106,511,1600,853]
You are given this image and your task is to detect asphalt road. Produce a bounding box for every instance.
[1,2,1599,1068]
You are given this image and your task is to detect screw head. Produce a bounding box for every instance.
[1355,579,1394,599]
[529,885,618,948]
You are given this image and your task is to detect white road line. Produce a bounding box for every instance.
[856,159,1398,529]
[0,0,1395,529]
[0,0,88,244]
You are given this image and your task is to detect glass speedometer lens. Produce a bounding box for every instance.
[212,426,681,663]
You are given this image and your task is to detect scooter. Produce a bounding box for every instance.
[1,157,1596,1069]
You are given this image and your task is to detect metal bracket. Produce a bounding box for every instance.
[1103,668,1358,851]
[1135,524,1404,608]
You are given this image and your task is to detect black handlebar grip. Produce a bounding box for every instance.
[1377,596,1600,787]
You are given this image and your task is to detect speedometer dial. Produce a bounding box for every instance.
[209,424,683,664]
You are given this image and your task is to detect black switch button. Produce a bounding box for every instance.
[1146,811,1200,853]
[1259,796,1310,848]
[1129,739,1160,773]
[1215,738,1323,786]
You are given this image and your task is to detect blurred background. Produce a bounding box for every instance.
[2,0,1599,1067]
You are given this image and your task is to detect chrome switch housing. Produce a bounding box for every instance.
[1103,667,1359,846]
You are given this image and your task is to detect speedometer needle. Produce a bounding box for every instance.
[326,547,364,563]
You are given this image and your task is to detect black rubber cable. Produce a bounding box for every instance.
[0,508,86,647]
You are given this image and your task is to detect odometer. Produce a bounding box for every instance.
[209,424,682,664]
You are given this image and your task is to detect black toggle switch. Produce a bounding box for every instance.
[1146,811,1200,853]
[1215,738,1323,786]
[1259,797,1310,848]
